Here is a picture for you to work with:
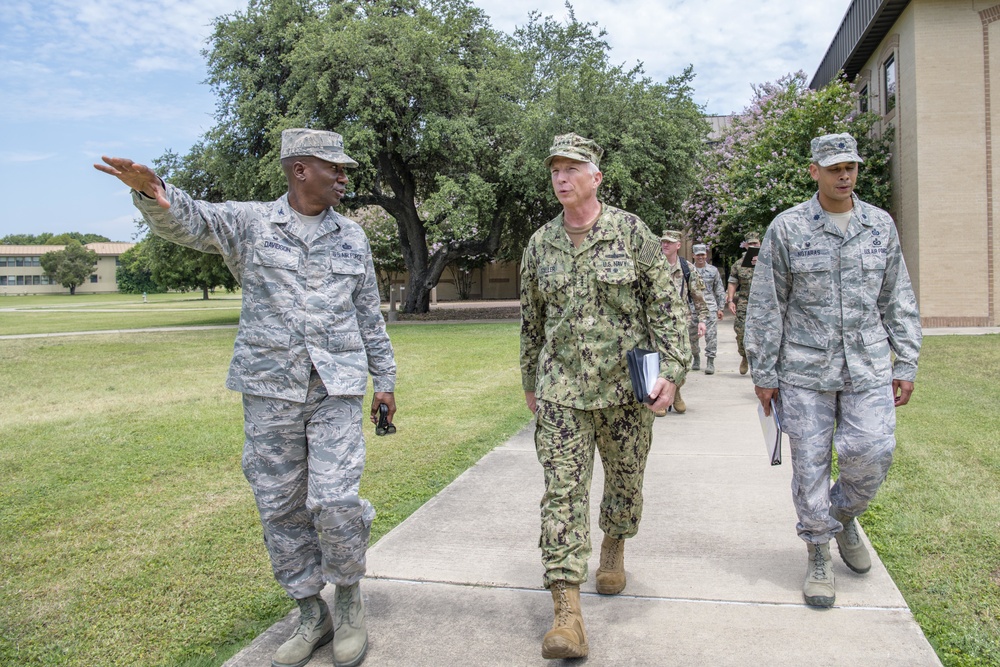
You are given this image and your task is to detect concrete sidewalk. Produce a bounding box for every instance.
[225,318,942,667]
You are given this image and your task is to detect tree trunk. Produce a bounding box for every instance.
[202,285,210,300]
[69,285,76,295]
[403,269,433,313]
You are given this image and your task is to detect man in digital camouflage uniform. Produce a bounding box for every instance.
[727,231,761,374]
[659,229,708,413]
[96,129,396,667]
[692,244,726,375]
[520,133,689,659]
[744,133,921,608]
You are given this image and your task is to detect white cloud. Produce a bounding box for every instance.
[0,151,57,163]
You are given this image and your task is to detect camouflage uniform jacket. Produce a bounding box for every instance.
[744,193,921,392]
[695,263,726,313]
[668,258,709,323]
[133,184,396,402]
[520,204,690,410]
[728,254,755,306]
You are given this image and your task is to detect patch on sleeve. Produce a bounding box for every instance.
[635,238,661,268]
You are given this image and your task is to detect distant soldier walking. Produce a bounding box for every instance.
[96,129,396,667]
[520,133,689,659]
[659,229,708,413]
[691,244,726,374]
[727,231,760,375]
[744,133,921,608]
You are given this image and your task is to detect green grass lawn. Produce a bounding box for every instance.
[0,292,242,335]
[0,323,528,666]
[1,294,997,666]
[863,334,1000,667]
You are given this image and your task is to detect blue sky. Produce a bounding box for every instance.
[0,0,851,242]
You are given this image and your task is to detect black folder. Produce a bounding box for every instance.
[626,347,658,404]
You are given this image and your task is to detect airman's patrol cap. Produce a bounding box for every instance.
[692,243,708,255]
[744,231,761,244]
[810,133,864,167]
[660,229,681,243]
[544,133,604,169]
[281,128,359,168]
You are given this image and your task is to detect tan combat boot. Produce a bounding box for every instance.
[332,582,368,667]
[595,534,626,595]
[691,354,700,371]
[739,355,749,375]
[542,581,588,659]
[833,510,872,574]
[803,542,836,608]
[705,358,715,375]
[672,387,687,414]
[272,595,333,667]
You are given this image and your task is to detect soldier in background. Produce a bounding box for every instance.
[659,229,708,413]
[691,244,726,374]
[727,231,761,374]
[744,133,921,608]
[95,129,396,667]
[520,133,689,659]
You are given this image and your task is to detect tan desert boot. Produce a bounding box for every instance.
[595,534,626,595]
[542,581,588,659]
[332,582,368,667]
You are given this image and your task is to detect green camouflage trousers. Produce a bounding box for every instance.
[734,303,748,358]
[242,369,374,599]
[534,399,654,588]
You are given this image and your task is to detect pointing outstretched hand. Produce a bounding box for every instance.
[94,156,170,209]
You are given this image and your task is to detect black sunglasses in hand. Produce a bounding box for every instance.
[376,403,396,436]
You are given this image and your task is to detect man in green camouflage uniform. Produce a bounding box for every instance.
[96,129,396,667]
[727,231,761,374]
[744,133,921,608]
[521,133,689,660]
[659,229,708,413]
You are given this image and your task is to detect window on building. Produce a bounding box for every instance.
[859,85,869,114]
[32,275,41,285]
[884,55,896,114]
[16,276,25,286]
[0,257,6,267]
[90,274,99,283]
[31,257,40,267]
[115,257,121,266]
[0,276,6,286]
[15,257,24,267]
[40,275,49,285]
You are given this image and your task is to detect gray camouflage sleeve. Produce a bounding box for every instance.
[132,185,243,274]
[745,220,789,388]
[712,270,726,311]
[877,221,922,382]
[354,236,396,393]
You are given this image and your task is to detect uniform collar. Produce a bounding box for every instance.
[273,194,342,242]
[542,203,612,254]
[806,193,871,237]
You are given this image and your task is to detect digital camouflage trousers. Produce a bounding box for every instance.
[533,399,655,588]
[778,380,896,544]
[689,313,718,359]
[242,370,374,599]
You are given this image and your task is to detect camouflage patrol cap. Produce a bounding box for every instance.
[280,128,359,168]
[744,231,761,244]
[544,133,604,169]
[692,243,708,255]
[660,229,681,243]
[810,133,864,167]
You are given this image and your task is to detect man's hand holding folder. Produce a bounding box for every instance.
[626,348,674,417]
